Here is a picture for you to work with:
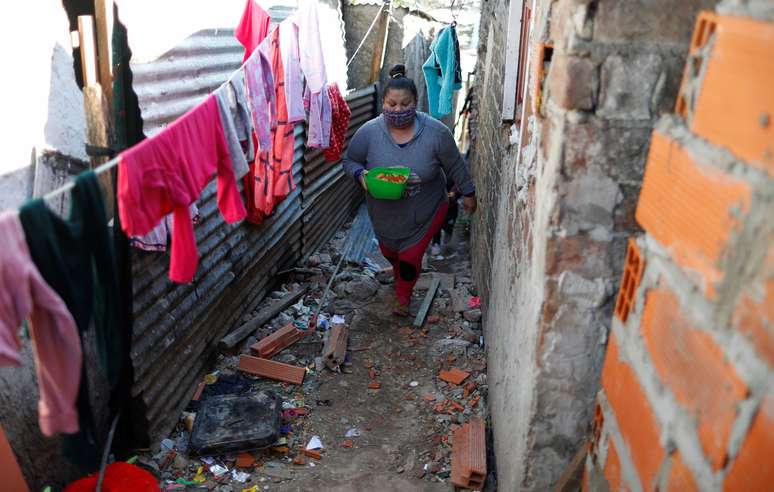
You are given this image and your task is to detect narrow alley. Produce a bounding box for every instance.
[0,0,773,491]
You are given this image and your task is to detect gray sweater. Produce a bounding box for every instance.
[342,112,475,251]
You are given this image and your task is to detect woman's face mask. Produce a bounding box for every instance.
[383,90,417,129]
[383,106,417,128]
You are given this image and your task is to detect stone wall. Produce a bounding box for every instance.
[468,0,719,489]
[586,7,774,490]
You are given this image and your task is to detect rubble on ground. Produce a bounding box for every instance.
[133,219,492,491]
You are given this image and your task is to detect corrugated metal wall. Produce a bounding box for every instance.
[127,24,375,440]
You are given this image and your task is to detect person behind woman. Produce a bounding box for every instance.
[342,64,477,316]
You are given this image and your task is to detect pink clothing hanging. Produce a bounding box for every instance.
[118,95,246,283]
[279,19,305,124]
[0,211,82,437]
[295,0,332,148]
[244,35,277,152]
[235,0,271,63]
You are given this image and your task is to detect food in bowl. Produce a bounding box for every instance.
[375,172,408,184]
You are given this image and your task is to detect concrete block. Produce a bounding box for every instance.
[593,0,713,44]
[548,54,598,111]
[598,53,664,120]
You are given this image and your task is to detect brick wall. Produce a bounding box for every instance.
[586,10,774,490]
[468,0,720,489]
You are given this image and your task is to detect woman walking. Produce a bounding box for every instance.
[342,65,477,316]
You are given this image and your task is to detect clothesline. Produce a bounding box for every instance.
[346,4,385,68]
[40,27,270,204]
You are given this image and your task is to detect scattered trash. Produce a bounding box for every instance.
[332,314,346,324]
[345,427,361,438]
[468,296,481,309]
[306,436,324,450]
[229,470,250,483]
[243,486,258,492]
[189,392,281,455]
[409,381,419,387]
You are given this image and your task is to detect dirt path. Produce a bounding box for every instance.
[142,228,488,492]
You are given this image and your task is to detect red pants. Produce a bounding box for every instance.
[379,201,449,305]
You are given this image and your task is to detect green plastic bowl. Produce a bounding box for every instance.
[365,166,411,200]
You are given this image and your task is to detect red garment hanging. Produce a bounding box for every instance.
[118,96,246,283]
[324,83,351,162]
[265,27,297,205]
[235,0,271,63]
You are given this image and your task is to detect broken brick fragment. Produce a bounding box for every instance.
[368,368,376,380]
[271,446,289,455]
[424,394,437,402]
[251,323,309,359]
[236,452,256,468]
[368,381,382,389]
[342,439,353,448]
[293,455,306,466]
[439,368,471,385]
[427,315,441,324]
[463,382,477,398]
[238,355,306,384]
[303,449,322,460]
[451,401,465,412]
[323,324,349,370]
[399,326,414,335]
[451,418,487,489]
[192,382,206,401]
[470,395,481,408]
[363,359,373,368]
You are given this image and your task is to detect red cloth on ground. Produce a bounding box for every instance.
[378,202,449,305]
[118,96,246,283]
[63,462,160,492]
[235,0,271,63]
[324,83,351,163]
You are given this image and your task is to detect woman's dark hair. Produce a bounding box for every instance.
[384,64,418,102]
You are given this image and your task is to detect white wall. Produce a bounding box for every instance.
[0,1,88,209]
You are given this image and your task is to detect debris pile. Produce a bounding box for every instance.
[132,217,492,490]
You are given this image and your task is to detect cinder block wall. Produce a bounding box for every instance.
[586,9,774,490]
[468,0,718,489]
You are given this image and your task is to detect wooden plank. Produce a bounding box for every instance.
[369,3,390,84]
[501,0,525,121]
[219,287,308,351]
[78,14,114,217]
[552,441,589,492]
[413,278,440,328]
[78,16,98,86]
[94,0,114,118]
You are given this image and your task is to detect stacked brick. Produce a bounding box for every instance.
[585,11,774,491]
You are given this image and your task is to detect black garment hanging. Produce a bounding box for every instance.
[19,171,124,469]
